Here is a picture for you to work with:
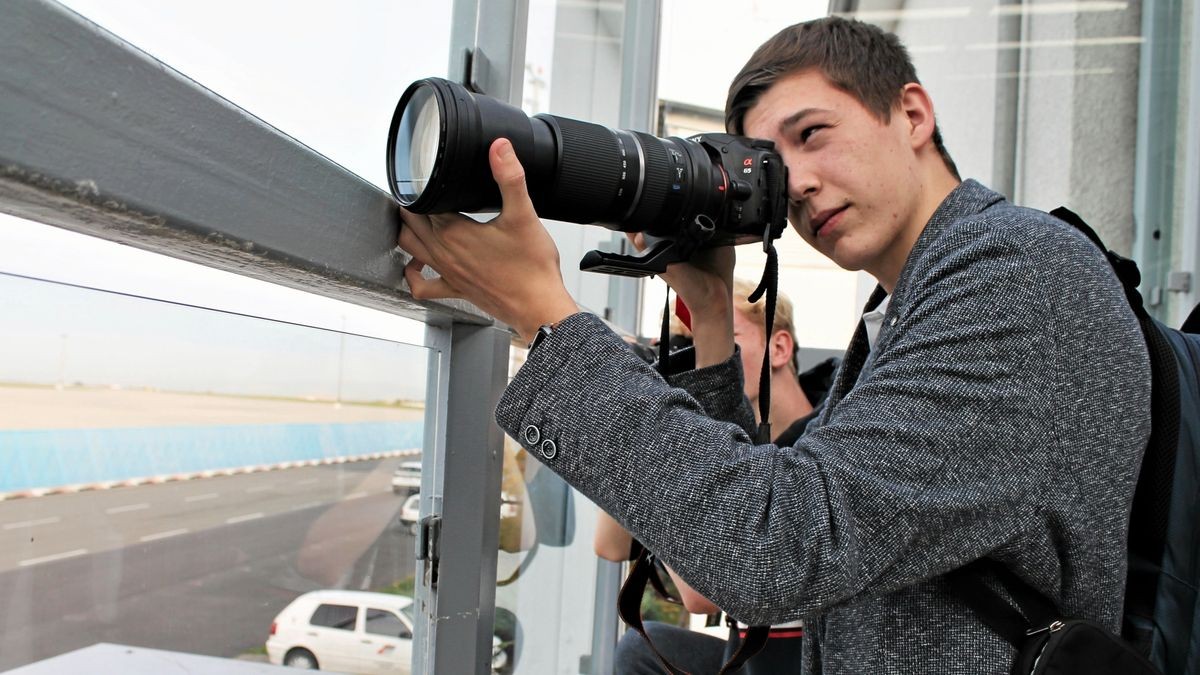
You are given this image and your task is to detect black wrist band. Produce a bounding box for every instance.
[527,323,555,352]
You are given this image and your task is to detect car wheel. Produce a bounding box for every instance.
[409,522,420,536]
[284,648,319,669]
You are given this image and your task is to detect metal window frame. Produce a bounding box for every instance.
[1,0,669,672]
[0,0,521,674]
[1179,0,1200,319]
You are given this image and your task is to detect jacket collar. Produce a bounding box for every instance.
[819,180,1005,423]
[889,179,1006,311]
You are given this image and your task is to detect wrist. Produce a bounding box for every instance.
[688,299,734,369]
[515,296,578,345]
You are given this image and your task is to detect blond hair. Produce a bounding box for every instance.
[733,277,798,372]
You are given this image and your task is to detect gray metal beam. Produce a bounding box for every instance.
[426,323,510,675]
[411,2,526,673]
[0,0,489,326]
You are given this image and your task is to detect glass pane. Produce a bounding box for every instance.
[841,2,1157,311]
[653,0,859,357]
[0,268,431,674]
[55,0,454,191]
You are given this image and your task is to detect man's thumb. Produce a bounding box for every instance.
[490,138,535,221]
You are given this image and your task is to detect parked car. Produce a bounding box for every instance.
[397,493,420,534]
[391,460,422,495]
[267,590,415,673]
[266,589,507,673]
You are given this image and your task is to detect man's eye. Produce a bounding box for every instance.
[800,125,826,142]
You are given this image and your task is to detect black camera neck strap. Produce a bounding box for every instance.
[613,282,776,674]
[617,544,769,675]
[749,243,780,445]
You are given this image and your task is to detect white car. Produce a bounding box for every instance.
[390,460,422,495]
[266,589,415,673]
[266,589,509,673]
[397,493,421,534]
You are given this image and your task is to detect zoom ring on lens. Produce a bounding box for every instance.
[547,117,625,223]
[625,131,672,233]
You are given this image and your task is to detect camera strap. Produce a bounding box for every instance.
[613,283,776,674]
[749,243,779,445]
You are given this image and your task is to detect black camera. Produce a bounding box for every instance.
[386,77,788,278]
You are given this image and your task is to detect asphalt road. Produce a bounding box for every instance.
[0,458,419,671]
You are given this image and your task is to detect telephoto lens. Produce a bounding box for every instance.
[386,77,788,276]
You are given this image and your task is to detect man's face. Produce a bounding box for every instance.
[742,69,925,280]
[732,307,765,404]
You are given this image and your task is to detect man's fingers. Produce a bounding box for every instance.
[404,259,463,301]
[399,208,439,242]
[489,138,537,224]
[627,232,647,253]
[397,216,435,263]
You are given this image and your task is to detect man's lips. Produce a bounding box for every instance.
[810,205,848,237]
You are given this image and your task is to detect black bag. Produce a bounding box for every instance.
[948,559,1160,675]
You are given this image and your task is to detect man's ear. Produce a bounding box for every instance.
[770,329,795,371]
[898,82,936,151]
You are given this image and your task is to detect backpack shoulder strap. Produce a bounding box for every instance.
[1047,206,1183,639]
[946,559,1061,646]
[1049,207,1146,315]
[1183,304,1200,334]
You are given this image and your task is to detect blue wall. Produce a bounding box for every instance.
[0,421,424,492]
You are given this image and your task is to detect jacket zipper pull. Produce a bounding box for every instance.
[1025,620,1065,637]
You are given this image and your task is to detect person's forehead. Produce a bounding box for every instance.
[732,306,763,332]
[743,69,855,136]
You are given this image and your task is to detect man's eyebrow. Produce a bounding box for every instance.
[778,108,829,133]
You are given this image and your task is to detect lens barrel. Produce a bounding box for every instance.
[386,78,737,239]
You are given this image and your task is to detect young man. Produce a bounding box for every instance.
[397,17,1151,674]
[596,279,812,674]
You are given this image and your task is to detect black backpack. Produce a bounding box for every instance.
[953,207,1199,675]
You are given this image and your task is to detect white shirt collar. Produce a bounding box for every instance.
[862,295,892,350]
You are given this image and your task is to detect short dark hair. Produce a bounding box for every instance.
[725,16,960,180]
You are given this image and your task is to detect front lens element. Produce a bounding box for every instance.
[393,85,442,204]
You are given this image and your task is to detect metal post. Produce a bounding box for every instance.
[420,323,510,674]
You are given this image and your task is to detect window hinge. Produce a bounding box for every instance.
[462,47,487,95]
[1167,271,1192,293]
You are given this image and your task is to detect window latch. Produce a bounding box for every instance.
[416,514,441,588]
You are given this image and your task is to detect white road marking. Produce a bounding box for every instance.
[3,516,62,530]
[226,512,263,525]
[19,549,88,567]
[344,491,367,500]
[293,501,322,512]
[106,503,149,515]
[140,528,189,542]
[246,485,273,493]
[185,493,219,503]
[295,479,319,486]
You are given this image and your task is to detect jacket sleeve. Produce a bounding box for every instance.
[495,231,1065,625]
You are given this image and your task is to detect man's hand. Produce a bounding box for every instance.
[397,138,578,343]
[631,234,736,368]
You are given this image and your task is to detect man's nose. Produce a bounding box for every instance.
[788,169,818,204]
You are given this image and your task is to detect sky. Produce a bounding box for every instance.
[0,0,828,398]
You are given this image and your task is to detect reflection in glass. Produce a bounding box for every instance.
[0,273,429,674]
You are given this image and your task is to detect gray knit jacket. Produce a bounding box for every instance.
[495,179,1151,674]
